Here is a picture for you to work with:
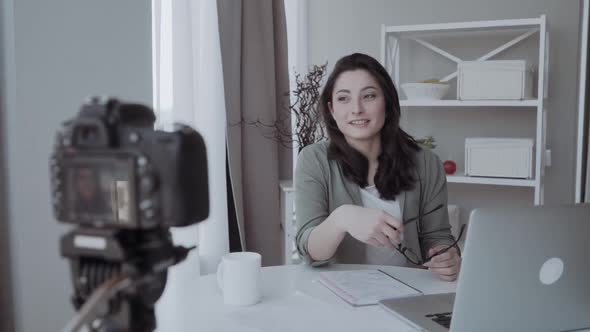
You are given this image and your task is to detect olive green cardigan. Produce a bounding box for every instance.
[295,140,456,267]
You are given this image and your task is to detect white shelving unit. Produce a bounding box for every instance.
[279,180,300,264]
[446,173,535,187]
[381,16,549,205]
[400,100,539,107]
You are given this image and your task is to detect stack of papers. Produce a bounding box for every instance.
[318,270,423,306]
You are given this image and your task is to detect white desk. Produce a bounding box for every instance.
[155,264,456,332]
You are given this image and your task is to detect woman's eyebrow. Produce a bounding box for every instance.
[335,86,377,94]
[361,86,378,91]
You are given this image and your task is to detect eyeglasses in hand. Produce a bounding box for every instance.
[395,204,465,265]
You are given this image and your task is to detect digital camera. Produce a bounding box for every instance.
[50,97,210,331]
[50,97,209,229]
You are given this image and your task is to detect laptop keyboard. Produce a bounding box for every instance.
[426,312,453,329]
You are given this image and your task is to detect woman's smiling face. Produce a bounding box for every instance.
[329,69,386,146]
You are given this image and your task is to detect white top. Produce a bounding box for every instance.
[359,186,407,267]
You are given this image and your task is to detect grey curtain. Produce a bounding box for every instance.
[0,74,14,332]
[0,98,13,332]
[585,6,590,203]
[585,74,590,202]
[217,0,292,266]
[0,7,14,329]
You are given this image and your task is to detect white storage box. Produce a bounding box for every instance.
[465,138,534,179]
[458,60,533,100]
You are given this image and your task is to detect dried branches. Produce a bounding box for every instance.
[288,63,328,150]
[229,63,328,151]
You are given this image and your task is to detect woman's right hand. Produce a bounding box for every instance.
[334,205,403,250]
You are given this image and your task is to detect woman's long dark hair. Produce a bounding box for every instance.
[320,53,420,200]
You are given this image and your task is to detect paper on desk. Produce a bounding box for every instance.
[318,270,422,306]
[226,291,416,332]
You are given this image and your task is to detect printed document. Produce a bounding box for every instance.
[318,269,422,306]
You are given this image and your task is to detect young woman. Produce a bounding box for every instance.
[295,53,461,281]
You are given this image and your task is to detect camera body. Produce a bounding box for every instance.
[50,97,209,229]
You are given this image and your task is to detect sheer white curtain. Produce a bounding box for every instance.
[284,0,308,174]
[152,0,229,271]
[152,0,229,325]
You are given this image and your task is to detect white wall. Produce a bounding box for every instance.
[308,0,581,224]
[0,1,152,331]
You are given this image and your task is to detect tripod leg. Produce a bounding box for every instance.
[61,274,132,332]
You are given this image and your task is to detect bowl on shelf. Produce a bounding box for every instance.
[401,82,450,100]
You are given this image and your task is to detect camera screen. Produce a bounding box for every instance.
[64,156,136,226]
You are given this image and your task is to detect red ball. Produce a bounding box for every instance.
[443,160,457,175]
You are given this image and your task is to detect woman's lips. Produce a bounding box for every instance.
[349,119,370,127]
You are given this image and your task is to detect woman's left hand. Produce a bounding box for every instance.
[423,245,461,281]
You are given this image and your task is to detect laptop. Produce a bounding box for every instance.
[379,205,590,332]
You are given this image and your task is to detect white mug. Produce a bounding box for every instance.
[216,252,262,306]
